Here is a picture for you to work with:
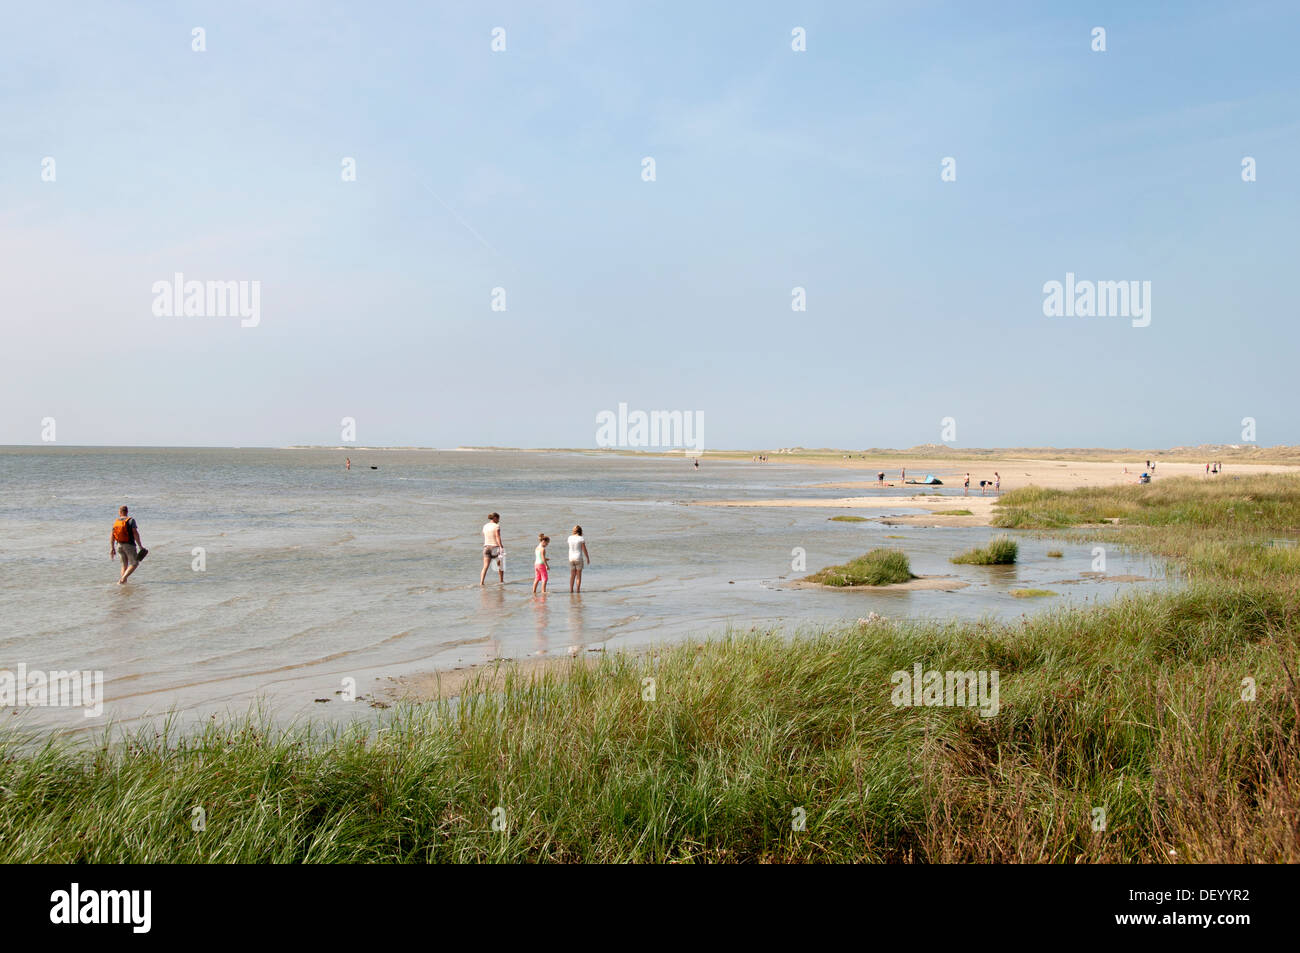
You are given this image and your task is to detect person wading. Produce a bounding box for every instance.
[480,512,505,585]
[111,505,145,585]
[567,525,591,594]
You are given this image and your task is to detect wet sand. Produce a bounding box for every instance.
[783,575,969,592]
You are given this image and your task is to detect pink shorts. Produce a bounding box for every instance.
[535,564,548,582]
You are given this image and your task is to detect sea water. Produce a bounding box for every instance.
[0,448,1169,734]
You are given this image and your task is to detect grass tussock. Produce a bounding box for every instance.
[930,509,974,516]
[1,473,1297,862]
[951,536,1019,565]
[803,547,914,586]
[1009,588,1056,599]
[828,515,868,522]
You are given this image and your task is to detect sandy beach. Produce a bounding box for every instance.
[693,458,1300,526]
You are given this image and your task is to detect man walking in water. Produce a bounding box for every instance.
[110,505,144,584]
[480,512,505,585]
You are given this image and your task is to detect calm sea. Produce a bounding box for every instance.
[0,448,1167,734]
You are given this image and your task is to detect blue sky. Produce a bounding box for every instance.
[2,0,1297,448]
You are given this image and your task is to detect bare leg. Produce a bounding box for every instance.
[569,566,577,593]
[120,562,138,584]
[480,554,491,586]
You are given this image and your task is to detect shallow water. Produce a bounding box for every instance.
[0,448,1170,735]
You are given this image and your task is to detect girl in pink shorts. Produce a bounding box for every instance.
[533,534,550,594]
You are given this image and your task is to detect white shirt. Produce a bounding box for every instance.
[483,521,499,546]
[568,534,585,561]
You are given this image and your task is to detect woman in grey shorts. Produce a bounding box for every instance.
[567,525,591,594]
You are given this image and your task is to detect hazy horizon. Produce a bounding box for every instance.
[2,440,1292,453]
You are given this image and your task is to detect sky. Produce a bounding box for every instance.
[2,0,1297,449]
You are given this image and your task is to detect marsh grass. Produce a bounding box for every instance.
[1,474,1297,862]
[952,536,1019,565]
[1009,588,1056,598]
[828,515,868,522]
[803,548,914,586]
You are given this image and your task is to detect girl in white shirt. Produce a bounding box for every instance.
[567,525,591,594]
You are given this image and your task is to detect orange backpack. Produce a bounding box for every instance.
[112,517,134,543]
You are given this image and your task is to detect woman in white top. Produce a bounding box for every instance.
[567,525,591,594]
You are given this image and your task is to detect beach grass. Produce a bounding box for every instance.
[930,509,974,516]
[1,474,1297,863]
[1047,549,1064,558]
[1009,588,1056,598]
[828,515,868,522]
[951,536,1019,565]
[802,548,914,586]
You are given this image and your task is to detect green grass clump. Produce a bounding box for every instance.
[951,536,1019,565]
[930,509,974,516]
[1010,588,1056,598]
[803,548,914,586]
[1046,550,1064,558]
[828,515,868,522]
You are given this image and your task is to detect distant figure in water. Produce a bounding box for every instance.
[568,525,591,594]
[345,458,351,470]
[963,473,970,495]
[994,472,1000,495]
[693,458,699,469]
[480,512,505,586]
[877,471,885,485]
[901,468,906,483]
[111,505,144,585]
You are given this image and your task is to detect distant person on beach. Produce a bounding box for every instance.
[568,525,591,594]
[994,472,1000,495]
[480,512,505,586]
[110,505,144,585]
[901,468,906,483]
[532,534,550,595]
[877,471,886,485]
[345,458,350,470]
[963,473,970,495]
